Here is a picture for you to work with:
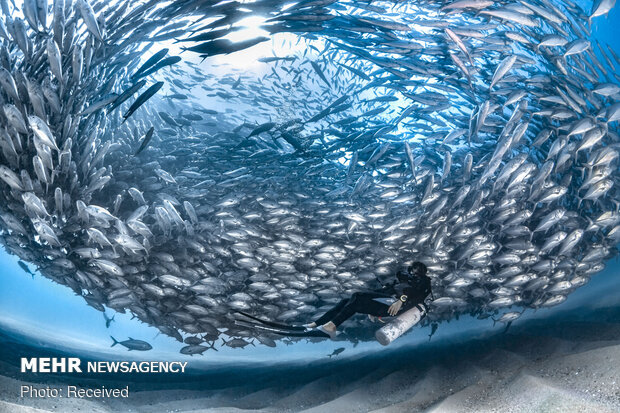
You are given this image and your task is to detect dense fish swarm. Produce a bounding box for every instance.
[0,0,619,347]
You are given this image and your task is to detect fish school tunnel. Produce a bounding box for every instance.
[1,0,620,411]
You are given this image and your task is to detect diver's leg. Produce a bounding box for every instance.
[340,292,393,318]
[311,299,348,327]
[350,292,394,317]
[329,292,392,327]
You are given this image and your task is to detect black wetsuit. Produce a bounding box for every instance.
[314,271,432,327]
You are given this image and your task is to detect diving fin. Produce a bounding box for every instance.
[234,310,307,331]
[234,319,330,338]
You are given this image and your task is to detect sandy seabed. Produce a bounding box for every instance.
[1,314,620,413]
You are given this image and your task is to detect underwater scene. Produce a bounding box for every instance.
[0,0,620,410]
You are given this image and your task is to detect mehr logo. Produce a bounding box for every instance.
[21,358,82,373]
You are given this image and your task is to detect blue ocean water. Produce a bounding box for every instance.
[0,1,619,373]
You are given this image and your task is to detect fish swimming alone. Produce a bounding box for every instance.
[110,336,152,351]
[327,347,345,358]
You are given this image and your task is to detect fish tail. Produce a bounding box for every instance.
[110,336,119,347]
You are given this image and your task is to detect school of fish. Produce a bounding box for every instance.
[0,0,618,348]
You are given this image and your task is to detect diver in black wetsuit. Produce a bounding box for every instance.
[305,262,432,338]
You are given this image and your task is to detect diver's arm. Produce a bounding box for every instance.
[388,286,409,315]
[394,283,411,300]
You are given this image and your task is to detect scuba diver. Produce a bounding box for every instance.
[304,261,432,338]
[234,262,432,341]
